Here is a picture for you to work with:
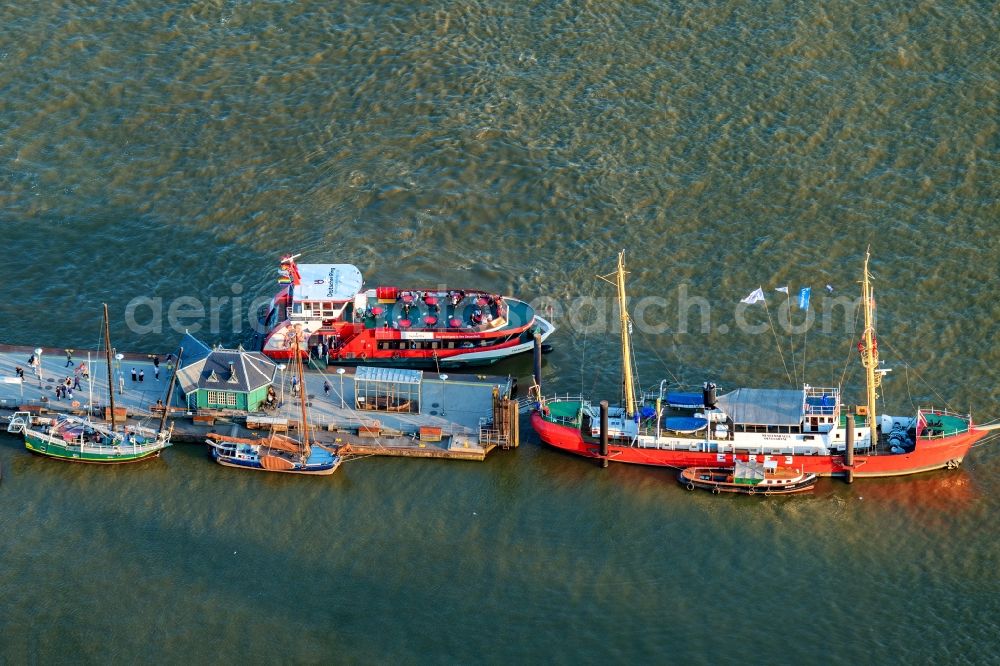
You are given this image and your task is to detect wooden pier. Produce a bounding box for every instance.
[0,343,519,462]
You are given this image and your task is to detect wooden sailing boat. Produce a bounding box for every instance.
[6,304,173,463]
[206,323,344,475]
[678,459,818,495]
[532,251,997,478]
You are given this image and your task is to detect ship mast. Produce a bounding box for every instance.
[609,251,637,418]
[617,251,637,418]
[103,303,117,433]
[158,347,183,436]
[860,250,880,446]
[293,324,310,455]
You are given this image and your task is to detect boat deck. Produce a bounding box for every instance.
[546,400,583,422]
[360,296,534,334]
[920,412,968,438]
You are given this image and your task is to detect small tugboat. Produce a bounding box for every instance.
[6,304,172,463]
[259,254,555,368]
[532,251,998,478]
[207,324,344,475]
[678,460,818,495]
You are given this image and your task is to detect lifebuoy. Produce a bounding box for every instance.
[747,487,756,495]
[685,482,695,491]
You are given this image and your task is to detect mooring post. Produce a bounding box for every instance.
[599,400,609,468]
[532,332,542,389]
[844,410,855,484]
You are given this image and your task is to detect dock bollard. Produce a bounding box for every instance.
[532,332,542,389]
[844,411,854,484]
[599,400,609,468]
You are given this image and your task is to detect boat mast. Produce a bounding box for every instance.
[158,347,182,436]
[103,303,117,432]
[860,251,880,446]
[615,251,637,418]
[293,324,310,454]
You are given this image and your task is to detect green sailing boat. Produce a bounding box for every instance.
[6,304,172,464]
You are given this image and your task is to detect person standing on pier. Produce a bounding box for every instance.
[65,349,73,367]
[153,355,160,380]
[77,361,89,378]
[131,367,137,382]
[139,369,144,383]
[323,379,332,396]
[15,366,23,379]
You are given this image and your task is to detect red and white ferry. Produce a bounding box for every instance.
[531,251,997,479]
[260,254,555,368]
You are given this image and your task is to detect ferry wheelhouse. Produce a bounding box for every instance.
[260,255,555,368]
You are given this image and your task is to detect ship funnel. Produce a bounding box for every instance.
[702,382,717,409]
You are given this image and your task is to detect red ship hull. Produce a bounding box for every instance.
[531,411,986,478]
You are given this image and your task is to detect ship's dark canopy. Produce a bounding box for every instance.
[717,388,803,426]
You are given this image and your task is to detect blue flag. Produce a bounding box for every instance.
[798,287,811,310]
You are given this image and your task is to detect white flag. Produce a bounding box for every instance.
[775,286,789,294]
[741,287,765,305]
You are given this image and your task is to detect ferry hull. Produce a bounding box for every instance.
[531,411,985,478]
[263,315,555,369]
